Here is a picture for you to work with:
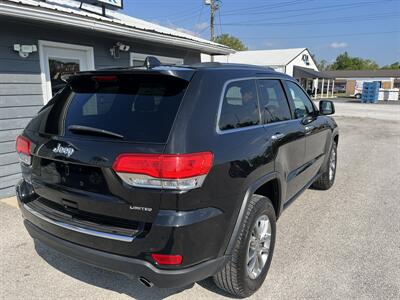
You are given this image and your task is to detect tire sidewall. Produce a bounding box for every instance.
[240,196,276,294]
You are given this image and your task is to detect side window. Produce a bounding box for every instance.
[286,81,315,119]
[257,79,291,124]
[219,79,260,131]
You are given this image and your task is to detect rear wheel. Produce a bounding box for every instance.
[213,195,276,298]
[312,141,337,190]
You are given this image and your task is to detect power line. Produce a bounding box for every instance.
[132,6,198,19]
[221,12,399,27]
[221,0,311,15]
[218,3,223,35]
[223,1,395,23]
[167,9,204,23]
[195,5,205,34]
[242,30,400,40]
[221,0,395,17]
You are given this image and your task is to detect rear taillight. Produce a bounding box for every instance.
[113,152,213,190]
[16,135,32,165]
[151,254,183,265]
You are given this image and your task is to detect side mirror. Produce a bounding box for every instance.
[319,100,335,115]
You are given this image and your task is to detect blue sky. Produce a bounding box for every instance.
[122,0,400,66]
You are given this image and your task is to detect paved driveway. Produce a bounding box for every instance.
[317,99,400,121]
[1,114,399,299]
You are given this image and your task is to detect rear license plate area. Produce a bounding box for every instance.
[37,158,109,193]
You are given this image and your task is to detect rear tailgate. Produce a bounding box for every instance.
[20,71,192,253]
[28,136,164,224]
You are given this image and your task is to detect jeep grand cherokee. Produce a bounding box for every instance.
[16,60,338,297]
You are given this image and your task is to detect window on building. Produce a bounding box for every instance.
[49,58,80,95]
[219,79,260,131]
[257,79,291,124]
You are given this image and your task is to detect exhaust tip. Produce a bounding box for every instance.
[138,276,154,288]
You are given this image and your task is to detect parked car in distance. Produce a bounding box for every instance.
[16,59,339,297]
[334,85,346,94]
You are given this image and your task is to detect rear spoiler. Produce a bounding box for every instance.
[62,68,195,83]
[62,56,196,83]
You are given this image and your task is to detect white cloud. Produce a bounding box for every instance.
[263,41,275,48]
[164,20,199,36]
[195,22,209,31]
[330,42,348,49]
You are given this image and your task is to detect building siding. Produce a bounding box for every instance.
[0,73,43,198]
[0,17,202,198]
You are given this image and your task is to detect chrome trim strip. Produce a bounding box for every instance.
[23,204,134,242]
[215,76,299,135]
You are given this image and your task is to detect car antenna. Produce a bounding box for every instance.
[144,56,162,69]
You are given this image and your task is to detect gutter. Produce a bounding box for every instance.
[0,2,234,55]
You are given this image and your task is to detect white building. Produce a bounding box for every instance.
[210,48,317,76]
[204,48,334,97]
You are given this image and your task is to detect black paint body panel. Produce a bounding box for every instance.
[16,64,338,286]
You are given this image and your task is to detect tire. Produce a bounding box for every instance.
[312,141,337,190]
[355,93,362,99]
[213,195,276,298]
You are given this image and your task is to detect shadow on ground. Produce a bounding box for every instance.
[34,240,197,300]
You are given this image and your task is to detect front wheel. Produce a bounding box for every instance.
[312,141,337,190]
[213,195,276,298]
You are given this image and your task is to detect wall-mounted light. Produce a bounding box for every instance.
[13,44,37,58]
[110,42,130,59]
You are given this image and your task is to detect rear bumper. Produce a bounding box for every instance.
[24,220,227,288]
[16,179,228,288]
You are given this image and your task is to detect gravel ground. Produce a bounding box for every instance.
[1,116,400,300]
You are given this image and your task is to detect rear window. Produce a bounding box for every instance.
[43,75,188,143]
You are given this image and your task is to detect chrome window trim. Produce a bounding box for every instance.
[216,77,298,135]
[23,203,134,242]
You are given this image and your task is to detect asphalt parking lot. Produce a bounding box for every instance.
[1,103,399,299]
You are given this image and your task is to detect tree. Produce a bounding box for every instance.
[330,52,379,70]
[310,53,331,71]
[381,62,400,70]
[317,59,330,71]
[214,34,248,51]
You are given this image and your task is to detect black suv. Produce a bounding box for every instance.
[16,60,338,297]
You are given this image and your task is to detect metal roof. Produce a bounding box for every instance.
[214,48,308,66]
[293,66,334,79]
[0,0,234,55]
[324,69,400,79]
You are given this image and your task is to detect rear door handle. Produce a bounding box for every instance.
[271,133,285,141]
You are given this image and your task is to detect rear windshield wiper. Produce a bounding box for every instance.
[68,125,124,140]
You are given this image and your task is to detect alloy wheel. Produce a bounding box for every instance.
[329,146,337,181]
[246,215,271,279]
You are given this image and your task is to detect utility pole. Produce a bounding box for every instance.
[205,0,219,42]
[210,0,216,42]
[205,0,220,62]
